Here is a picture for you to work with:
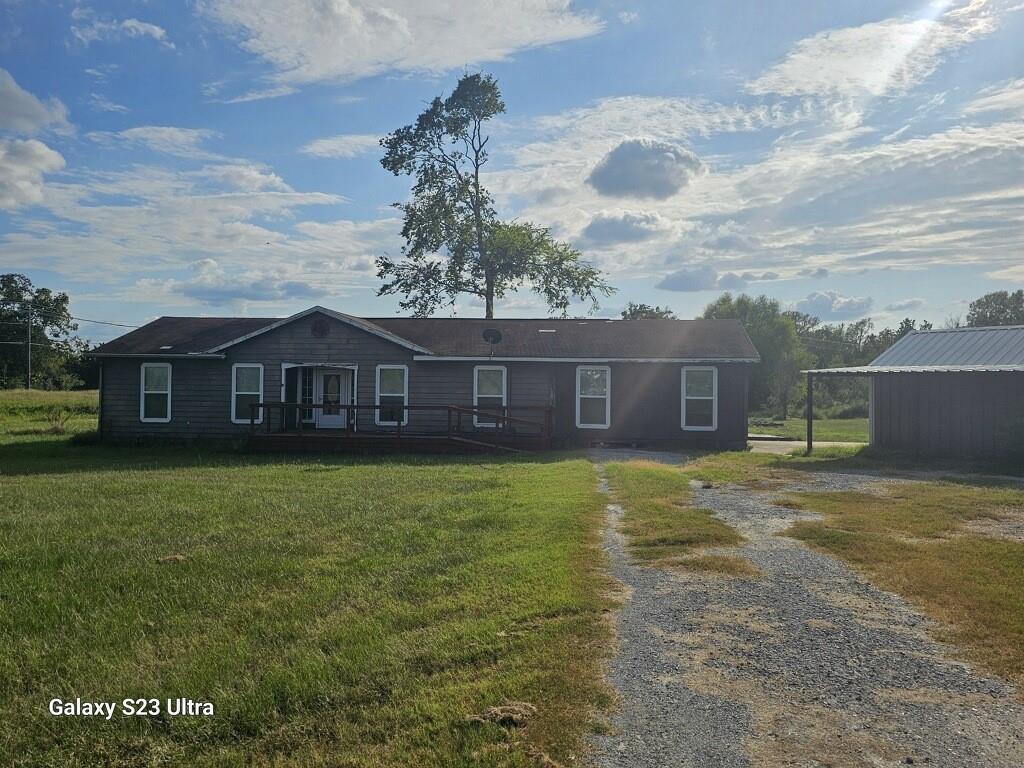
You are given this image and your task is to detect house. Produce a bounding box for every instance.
[806,324,1024,459]
[89,306,759,451]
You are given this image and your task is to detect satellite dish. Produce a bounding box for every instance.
[482,328,502,345]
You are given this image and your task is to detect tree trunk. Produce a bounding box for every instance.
[484,273,494,319]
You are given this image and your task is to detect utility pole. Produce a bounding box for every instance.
[26,300,32,389]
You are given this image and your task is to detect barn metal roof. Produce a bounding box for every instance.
[805,325,1024,375]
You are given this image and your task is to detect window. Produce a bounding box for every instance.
[231,363,264,424]
[473,366,507,427]
[139,363,171,423]
[682,367,717,431]
[576,365,610,429]
[376,365,408,426]
[300,367,314,422]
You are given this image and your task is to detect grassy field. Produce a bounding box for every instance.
[603,461,753,575]
[0,388,98,435]
[749,417,868,442]
[0,391,613,766]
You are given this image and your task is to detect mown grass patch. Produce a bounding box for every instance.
[604,460,748,573]
[782,482,1024,686]
[748,417,868,442]
[0,410,613,766]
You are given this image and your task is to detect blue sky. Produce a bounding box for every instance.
[1,0,1022,343]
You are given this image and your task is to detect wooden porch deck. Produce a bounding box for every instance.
[246,402,553,454]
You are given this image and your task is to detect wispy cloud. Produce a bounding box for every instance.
[198,0,603,84]
[72,17,175,49]
[746,0,997,100]
[87,93,129,113]
[87,126,223,159]
[300,134,380,159]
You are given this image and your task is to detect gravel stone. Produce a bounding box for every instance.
[588,450,1024,768]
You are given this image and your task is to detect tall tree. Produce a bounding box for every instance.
[0,273,86,389]
[966,290,1024,327]
[379,73,612,318]
[620,302,676,320]
[702,293,809,418]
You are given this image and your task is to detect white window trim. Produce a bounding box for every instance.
[681,366,718,431]
[139,362,172,423]
[473,365,507,427]
[231,363,264,425]
[375,364,409,426]
[575,365,611,429]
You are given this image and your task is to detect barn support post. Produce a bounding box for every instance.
[806,372,814,454]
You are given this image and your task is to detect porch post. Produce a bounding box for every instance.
[806,372,814,454]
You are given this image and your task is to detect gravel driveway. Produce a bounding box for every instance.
[588,452,1024,768]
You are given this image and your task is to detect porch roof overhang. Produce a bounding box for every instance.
[804,364,1024,376]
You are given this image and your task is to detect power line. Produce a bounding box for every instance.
[2,302,139,328]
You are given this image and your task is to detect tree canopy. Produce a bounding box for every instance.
[620,302,677,320]
[0,273,93,389]
[967,290,1024,327]
[378,73,613,318]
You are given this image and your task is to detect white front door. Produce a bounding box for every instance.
[315,369,349,429]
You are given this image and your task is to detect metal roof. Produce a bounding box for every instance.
[805,325,1024,375]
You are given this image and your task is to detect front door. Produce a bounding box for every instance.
[315,369,349,429]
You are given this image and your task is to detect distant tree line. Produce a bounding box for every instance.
[0,274,98,390]
[625,289,1024,419]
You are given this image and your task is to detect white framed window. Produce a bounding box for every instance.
[682,366,717,431]
[576,365,610,429]
[375,364,409,426]
[473,365,507,427]
[231,363,264,424]
[139,362,171,423]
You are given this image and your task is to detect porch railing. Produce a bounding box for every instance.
[249,402,553,445]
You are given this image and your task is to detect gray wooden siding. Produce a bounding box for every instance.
[871,372,1024,457]
[546,361,749,449]
[99,310,751,448]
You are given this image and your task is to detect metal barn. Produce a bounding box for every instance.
[806,325,1024,460]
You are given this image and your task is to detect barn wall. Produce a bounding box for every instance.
[871,372,1024,458]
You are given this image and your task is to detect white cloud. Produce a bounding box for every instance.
[964,77,1024,116]
[618,11,639,24]
[746,1,997,99]
[796,290,873,319]
[884,298,926,312]
[222,85,297,104]
[198,0,603,84]
[587,138,705,199]
[87,126,222,158]
[301,134,380,159]
[72,17,175,49]
[88,93,129,113]
[146,258,327,305]
[0,68,70,133]
[201,163,291,192]
[0,139,66,209]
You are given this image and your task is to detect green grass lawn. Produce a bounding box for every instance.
[748,417,868,442]
[0,391,612,766]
